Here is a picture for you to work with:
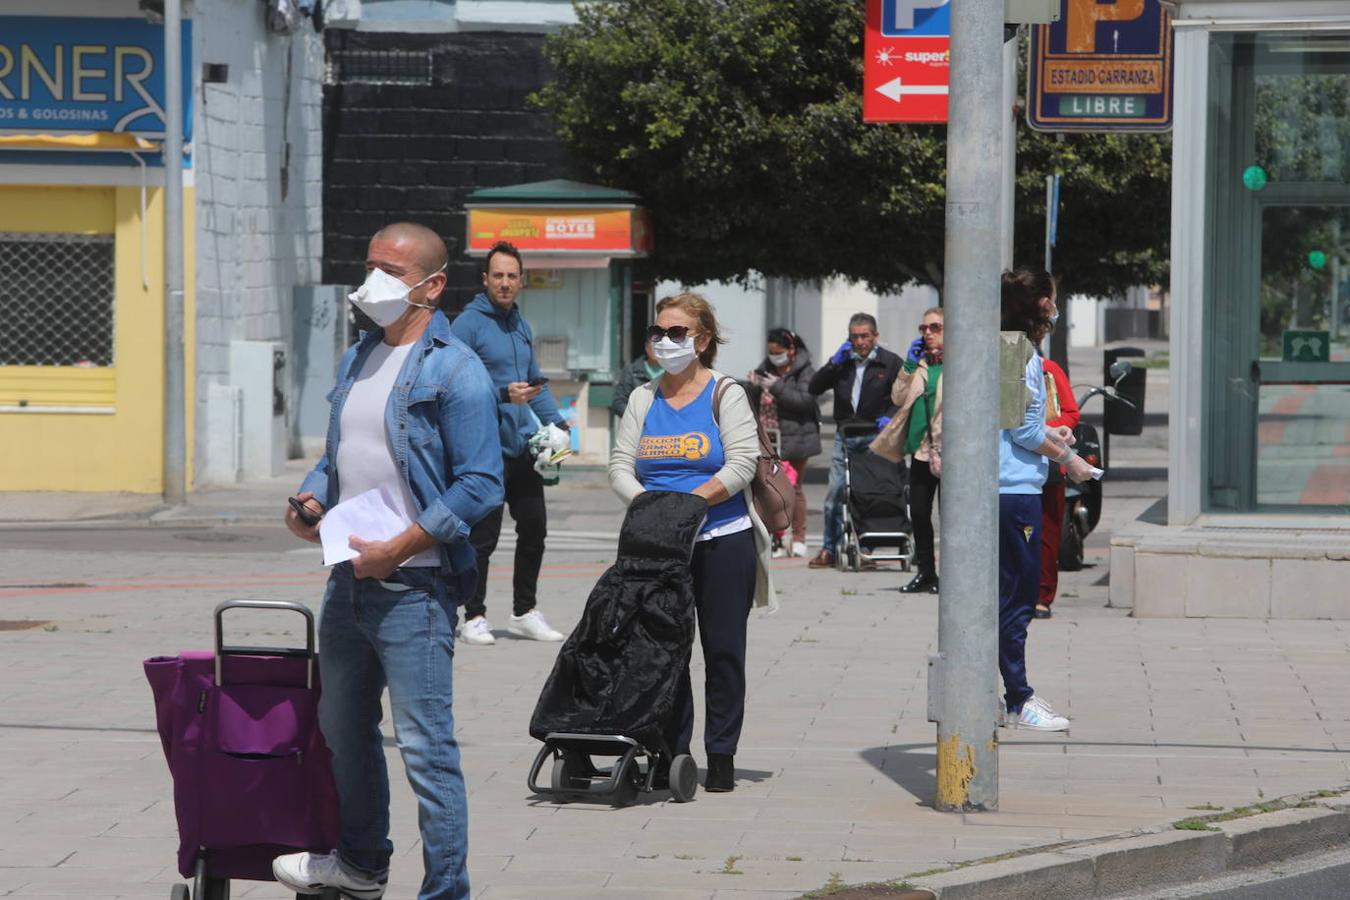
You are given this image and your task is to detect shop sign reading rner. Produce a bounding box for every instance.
[0,16,191,139]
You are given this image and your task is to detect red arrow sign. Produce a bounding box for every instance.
[863,0,950,123]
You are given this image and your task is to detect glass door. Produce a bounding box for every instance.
[1205,31,1350,513]
[1253,206,1350,509]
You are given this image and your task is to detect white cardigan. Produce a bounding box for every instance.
[608,371,778,613]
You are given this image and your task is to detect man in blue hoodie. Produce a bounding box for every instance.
[449,241,568,645]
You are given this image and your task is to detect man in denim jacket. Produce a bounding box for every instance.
[273,223,503,900]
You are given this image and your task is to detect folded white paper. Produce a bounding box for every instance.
[1088,465,1105,481]
[319,488,410,567]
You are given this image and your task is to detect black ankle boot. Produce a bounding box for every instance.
[704,753,734,792]
[899,571,938,594]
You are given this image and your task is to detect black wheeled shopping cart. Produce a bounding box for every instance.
[836,423,914,572]
[526,490,708,806]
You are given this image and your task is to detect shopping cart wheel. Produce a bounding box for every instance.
[550,750,590,793]
[193,855,228,900]
[668,754,698,803]
[170,885,189,900]
[611,756,641,807]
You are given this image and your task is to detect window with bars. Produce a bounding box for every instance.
[0,233,115,368]
[325,49,433,85]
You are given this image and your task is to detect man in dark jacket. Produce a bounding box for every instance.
[806,313,902,568]
[449,241,569,645]
[610,341,662,419]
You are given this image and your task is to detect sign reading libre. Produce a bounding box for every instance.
[0,16,192,138]
[863,0,950,124]
[1028,0,1173,132]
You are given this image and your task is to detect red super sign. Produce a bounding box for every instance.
[863,0,950,124]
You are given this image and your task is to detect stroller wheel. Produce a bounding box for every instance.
[668,754,699,803]
[170,885,189,900]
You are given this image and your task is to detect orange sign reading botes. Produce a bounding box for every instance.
[467,207,653,255]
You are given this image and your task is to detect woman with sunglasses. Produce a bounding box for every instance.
[609,292,778,793]
[871,307,944,593]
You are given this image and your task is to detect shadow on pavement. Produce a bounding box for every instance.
[859,744,935,805]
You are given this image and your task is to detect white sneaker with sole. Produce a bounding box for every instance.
[456,616,496,645]
[791,541,808,558]
[273,851,386,899]
[1012,695,1070,731]
[508,609,564,641]
[771,545,789,559]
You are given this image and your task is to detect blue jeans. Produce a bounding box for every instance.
[318,563,472,900]
[822,432,876,554]
[998,493,1041,714]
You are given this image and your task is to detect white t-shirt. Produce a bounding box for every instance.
[336,340,440,567]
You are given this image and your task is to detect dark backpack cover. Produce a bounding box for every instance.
[529,491,708,755]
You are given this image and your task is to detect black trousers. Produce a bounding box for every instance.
[667,528,756,758]
[908,457,940,577]
[465,452,546,620]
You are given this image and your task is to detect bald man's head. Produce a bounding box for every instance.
[370,222,448,278]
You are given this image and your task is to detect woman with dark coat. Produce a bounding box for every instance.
[747,328,821,558]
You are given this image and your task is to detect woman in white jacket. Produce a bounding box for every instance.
[609,292,777,793]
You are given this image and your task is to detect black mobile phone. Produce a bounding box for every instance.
[288,496,322,527]
[528,376,549,386]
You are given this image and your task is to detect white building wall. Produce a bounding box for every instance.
[193,2,325,482]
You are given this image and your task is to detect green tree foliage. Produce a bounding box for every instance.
[536,0,1172,297]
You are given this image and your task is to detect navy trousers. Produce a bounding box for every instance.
[668,528,756,757]
[998,493,1041,714]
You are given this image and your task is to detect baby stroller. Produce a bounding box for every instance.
[527,490,707,806]
[144,600,341,900]
[836,423,914,572]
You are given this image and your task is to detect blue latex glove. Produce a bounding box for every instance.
[876,416,892,429]
[831,340,852,366]
[906,336,926,363]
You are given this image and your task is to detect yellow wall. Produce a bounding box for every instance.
[0,183,196,492]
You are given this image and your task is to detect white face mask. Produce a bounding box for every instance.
[348,265,445,328]
[768,351,789,367]
[652,336,697,375]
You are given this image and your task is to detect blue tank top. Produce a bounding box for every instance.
[634,379,750,534]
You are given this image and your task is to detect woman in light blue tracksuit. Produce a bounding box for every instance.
[998,269,1095,732]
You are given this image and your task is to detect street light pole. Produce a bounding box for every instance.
[163,0,186,505]
[929,0,1004,812]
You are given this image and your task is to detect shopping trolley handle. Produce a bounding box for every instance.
[213,599,316,688]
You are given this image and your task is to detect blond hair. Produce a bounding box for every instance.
[922,306,944,319]
[655,292,726,368]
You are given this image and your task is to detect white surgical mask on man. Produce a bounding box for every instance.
[768,351,789,367]
[652,336,697,375]
[348,265,445,328]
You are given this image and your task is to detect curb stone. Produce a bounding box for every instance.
[873,788,1350,900]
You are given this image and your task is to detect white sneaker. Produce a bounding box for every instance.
[1012,695,1070,732]
[791,541,808,558]
[273,850,386,899]
[456,616,496,645]
[771,545,789,559]
[508,609,565,641]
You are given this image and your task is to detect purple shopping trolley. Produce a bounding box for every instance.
[145,600,341,900]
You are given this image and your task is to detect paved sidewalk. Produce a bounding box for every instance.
[3,473,1348,899]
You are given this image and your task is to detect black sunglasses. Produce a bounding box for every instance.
[648,325,694,342]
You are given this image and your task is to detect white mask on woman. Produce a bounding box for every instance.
[652,336,697,375]
[768,351,789,367]
[348,265,444,328]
